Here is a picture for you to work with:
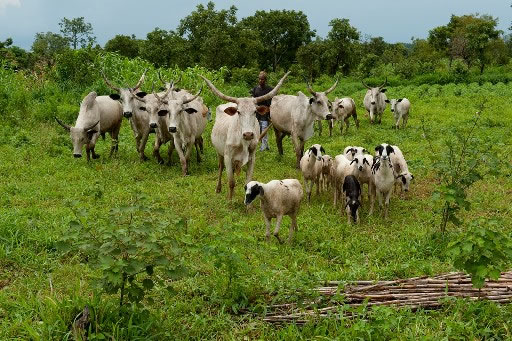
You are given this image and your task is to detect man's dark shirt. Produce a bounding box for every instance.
[250,85,273,122]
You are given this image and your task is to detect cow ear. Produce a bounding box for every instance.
[256,105,269,115]
[258,185,264,196]
[159,87,166,91]
[136,92,147,98]
[384,99,390,103]
[309,97,315,105]
[86,129,97,139]
[184,108,197,114]
[224,106,238,116]
[380,88,387,93]
[139,107,146,111]
[158,109,168,116]
[109,94,120,100]
[397,98,403,102]
[320,146,325,154]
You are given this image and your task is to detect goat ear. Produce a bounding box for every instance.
[224,106,238,116]
[411,174,415,180]
[320,146,325,154]
[386,145,395,155]
[384,99,390,103]
[309,147,317,156]
[258,185,264,196]
[401,175,407,184]
[397,98,403,102]
[109,94,120,100]
[184,108,197,114]
[375,145,384,154]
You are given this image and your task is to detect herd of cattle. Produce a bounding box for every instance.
[54,70,413,243]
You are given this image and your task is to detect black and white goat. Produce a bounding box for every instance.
[369,143,396,219]
[343,175,361,224]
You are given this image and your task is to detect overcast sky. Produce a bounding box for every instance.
[1,0,510,50]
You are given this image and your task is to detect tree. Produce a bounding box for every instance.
[428,25,452,64]
[297,39,328,79]
[325,18,360,75]
[105,34,140,59]
[139,28,190,68]
[59,17,96,49]
[178,2,239,69]
[240,10,315,71]
[32,32,69,65]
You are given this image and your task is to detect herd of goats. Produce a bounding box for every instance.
[54,70,413,243]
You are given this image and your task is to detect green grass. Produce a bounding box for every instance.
[0,79,512,340]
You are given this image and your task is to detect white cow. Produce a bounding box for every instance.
[385,98,410,129]
[363,78,388,124]
[102,70,152,161]
[270,78,337,168]
[55,92,122,161]
[201,72,290,200]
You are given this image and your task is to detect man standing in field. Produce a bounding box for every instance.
[250,71,273,151]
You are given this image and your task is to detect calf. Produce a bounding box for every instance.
[343,175,361,224]
[244,179,303,244]
[390,145,414,195]
[331,97,359,136]
[55,92,122,161]
[385,98,410,129]
[320,154,333,192]
[332,154,358,206]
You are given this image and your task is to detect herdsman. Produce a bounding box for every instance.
[250,71,273,151]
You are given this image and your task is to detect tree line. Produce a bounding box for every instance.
[1,2,511,80]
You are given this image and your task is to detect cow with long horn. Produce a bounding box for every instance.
[270,77,336,168]
[102,69,153,161]
[157,84,208,175]
[55,91,122,161]
[363,77,388,124]
[201,71,291,200]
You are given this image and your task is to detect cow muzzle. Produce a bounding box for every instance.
[243,132,254,140]
[73,153,82,158]
[123,111,133,118]
[391,109,394,112]
[371,101,376,105]
[150,123,158,129]
[169,126,177,133]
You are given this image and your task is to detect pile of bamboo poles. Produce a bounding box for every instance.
[263,272,512,324]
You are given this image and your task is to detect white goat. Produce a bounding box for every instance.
[300,144,324,202]
[390,145,414,195]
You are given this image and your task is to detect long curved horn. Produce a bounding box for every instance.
[378,77,388,90]
[303,76,316,96]
[55,117,71,131]
[361,79,371,89]
[83,120,99,131]
[132,69,147,90]
[157,70,166,86]
[153,81,171,104]
[200,75,239,104]
[324,77,339,94]
[101,70,120,92]
[182,85,203,105]
[254,71,291,104]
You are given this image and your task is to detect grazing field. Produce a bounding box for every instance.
[1,68,512,339]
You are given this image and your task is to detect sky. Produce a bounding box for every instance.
[0,0,510,50]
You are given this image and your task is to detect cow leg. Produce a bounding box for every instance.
[329,119,333,137]
[344,117,350,135]
[354,112,360,128]
[403,114,408,128]
[245,148,256,184]
[167,139,175,166]
[317,120,322,136]
[174,138,188,175]
[138,131,149,161]
[109,127,120,157]
[197,136,204,154]
[194,139,202,163]
[153,138,164,164]
[273,215,284,244]
[216,154,224,194]
[225,157,235,200]
[85,145,91,162]
[274,127,284,156]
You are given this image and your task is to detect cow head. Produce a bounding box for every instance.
[304,77,337,121]
[162,87,202,134]
[385,98,403,113]
[102,70,147,119]
[131,82,172,129]
[55,92,100,158]
[200,72,290,142]
[375,143,394,161]
[244,181,264,205]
